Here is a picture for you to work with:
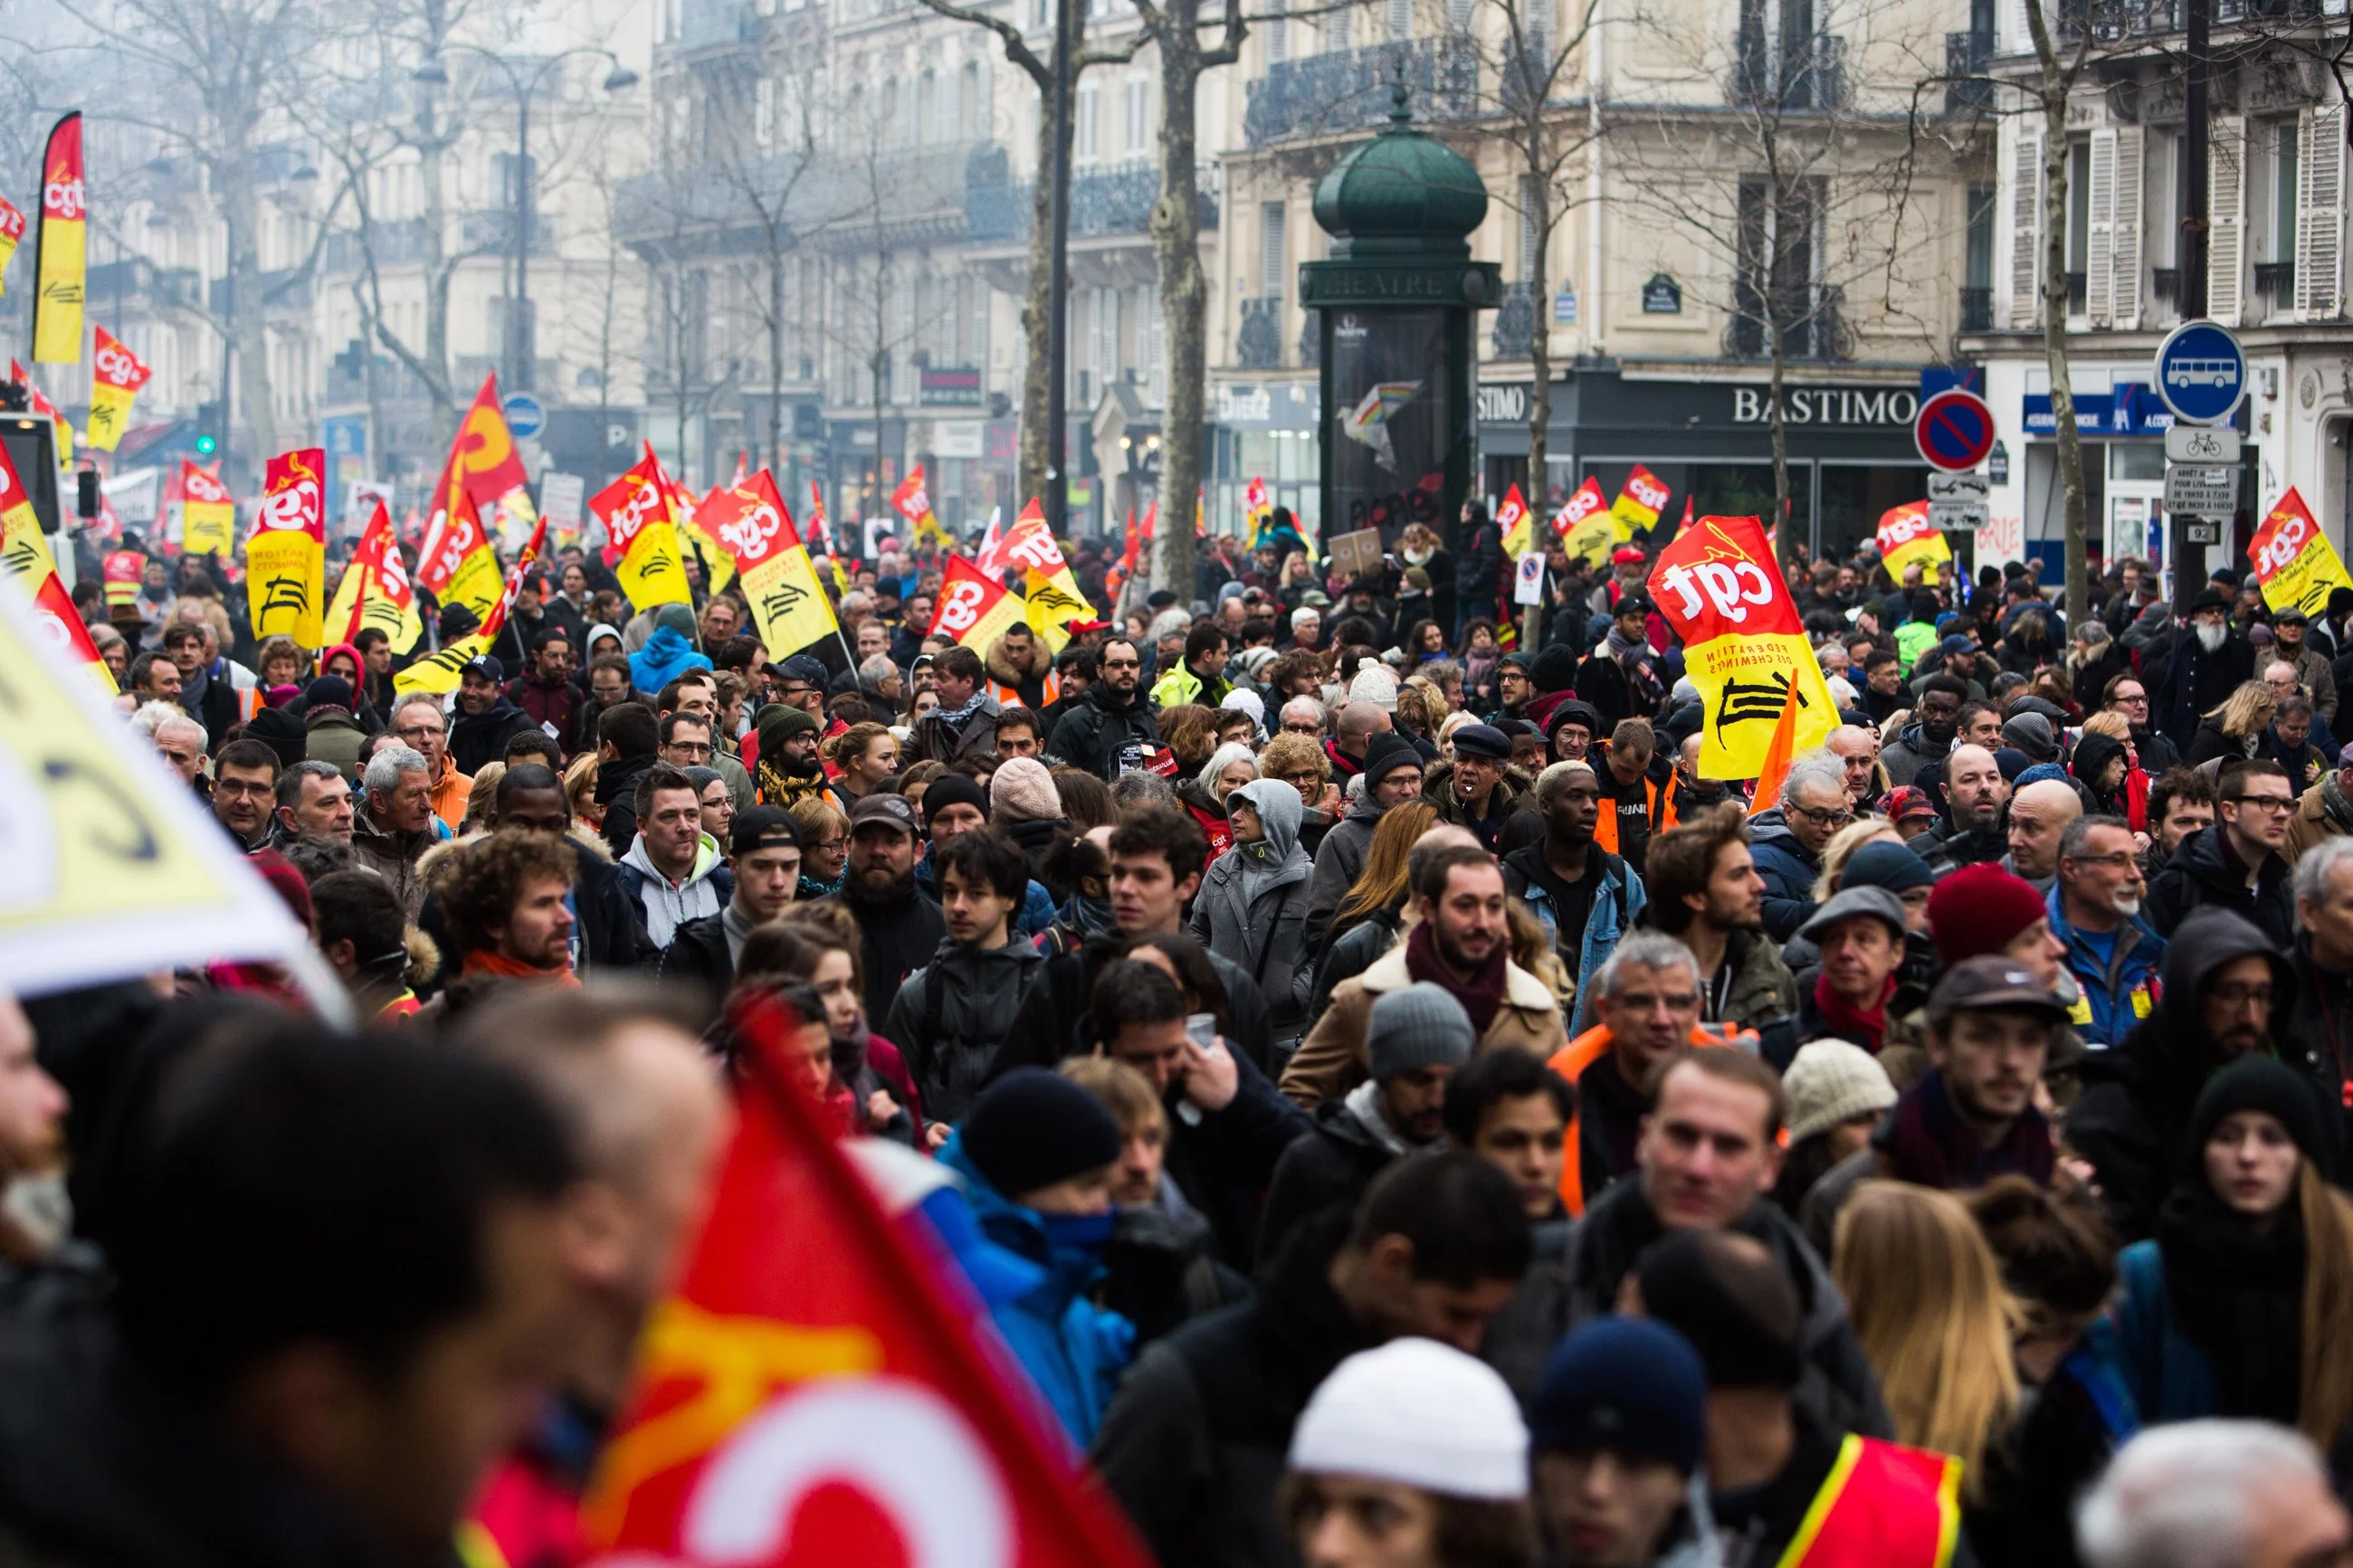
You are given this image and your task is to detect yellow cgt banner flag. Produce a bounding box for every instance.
[396,517,543,696]
[594,447,693,611]
[1650,514,1839,782]
[85,328,151,453]
[30,113,83,366]
[247,448,328,647]
[326,499,425,653]
[699,470,839,658]
[179,460,235,560]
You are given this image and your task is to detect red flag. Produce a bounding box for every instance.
[580,991,1156,1568]
[1677,494,1694,535]
[1748,677,1803,818]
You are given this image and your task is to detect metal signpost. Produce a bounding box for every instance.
[2154,320,2246,584]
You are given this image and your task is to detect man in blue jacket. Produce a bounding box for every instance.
[2051,814,2166,1050]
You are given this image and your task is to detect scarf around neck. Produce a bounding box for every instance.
[1405,919,1508,1035]
[462,948,581,987]
[2323,771,2353,833]
[1813,972,1893,1053]
[2158,1178,2306,1424]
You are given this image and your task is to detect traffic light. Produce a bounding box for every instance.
[194,400,224,458]
[195,432,216,457]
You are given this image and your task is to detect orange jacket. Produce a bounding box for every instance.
[1545,1022,1743,1215]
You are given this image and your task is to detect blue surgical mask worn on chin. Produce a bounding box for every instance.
[1038,1209,1119,1250]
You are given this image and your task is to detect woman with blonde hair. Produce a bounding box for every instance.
[563,752,601,832]
[1834,1180,2020,1497]
[828,720,900,802]
[2185,679,2277,767]
[788,796,850,900]
[1809,816,1904,902]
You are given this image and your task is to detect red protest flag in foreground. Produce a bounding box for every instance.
[1748,676,1802,819]
[580,991,1156,1568]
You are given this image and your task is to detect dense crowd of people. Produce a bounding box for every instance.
[9,508,2353,1568]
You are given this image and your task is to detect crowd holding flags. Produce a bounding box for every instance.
[892,463,954,550]
[0,427,107,688]
[593,446,695,612]
[1651,512,1839,779]
[1874,499,1952,583]
[2250,486,2353,617]
[324,499,424,651]
[0,194,24,292]
[417,375,534,619]
[697,467,843,662]
[395,515,546,695]
[178,459,236,560]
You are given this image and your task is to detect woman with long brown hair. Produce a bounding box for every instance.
[2113,1056,2353,1450]
[1310,799,1443,1017]
[1834,1181,2021,1496]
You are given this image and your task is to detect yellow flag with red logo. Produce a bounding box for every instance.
[416,375,530,620]
[699,470,839,658]
[1651,514,1838,782]
[2250,487,2353,618]
[929,554,1030,654]
[1495,483,1532,557]
[178,460,235,559]
[1551,477,1614,565]
[683,480,738,596]
[85,328,150,453]
[326,499,425,653]
[31,113,83,365]
[0,435,111,691]
[1611,465,1671,539]
[0,195,27,296]
[247,448,328,646]
[891,464,953,550]
[397,518,544,696]
[997,499,1098,652]
[593,447,692,611]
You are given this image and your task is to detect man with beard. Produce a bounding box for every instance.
[1916,744,2011,878]
[1879,675,1966,788]
[1286,844,1570,1107]
[1258,984,1476,1262]
[834,794,947,1024]
[1502,761,1646,1036]
[1644,804,1797,1036]
[2050,814,2166,1049]
[1047,637,1160,775]
[1575,595,1663,736]
[2069,908,2310,1240]
[2146,757,2297,947]
[507,629,579,757]
[751,704,831,808]
[2155,587,2258,754]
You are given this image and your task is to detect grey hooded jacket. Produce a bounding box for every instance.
[1190,779,1316,1049]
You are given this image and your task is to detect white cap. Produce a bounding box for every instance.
[1347,665,1399,713]
[1287,1340,1529,1501]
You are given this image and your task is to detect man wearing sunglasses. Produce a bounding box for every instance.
[2146,757,2298,949]
[1748,752,1854,943]
[1044,637,1161,778]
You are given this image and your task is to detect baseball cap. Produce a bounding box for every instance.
[1928,955,2072,1026]
[781,654,829,687]
[847,793,919,835]
[462,654,504,683]
[1796,885,1909,946]
[731,805,803,858]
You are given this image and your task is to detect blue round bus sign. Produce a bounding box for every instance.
[501,393,546,441]
[2154,320,2246,425]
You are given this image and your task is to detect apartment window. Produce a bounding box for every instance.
[2269,116,2299,262]
[2066,137,2091,299]
[1966,183,1995,289]
[961,61,982,138]
[1268,0,1289,62]
[1388,0,1412,40]
[919,71,937,146]
[1446,0,1472,31]
[1124,73,1148,153]
[1329,5,1353,49]
[1075,82,1100,161]
[1518,176,1542,280]
[1260,201,1286,296]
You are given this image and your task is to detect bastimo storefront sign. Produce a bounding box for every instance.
[1730,385,1920,426]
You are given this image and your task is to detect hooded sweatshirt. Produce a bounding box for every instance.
[628,607,712,697]
[1189,778,1317,1047]
[618,831,731,948]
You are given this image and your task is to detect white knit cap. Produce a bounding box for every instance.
[1782,1039,1898,1143]
[1287,1340,1529,1501]
[1347,665,1399,713]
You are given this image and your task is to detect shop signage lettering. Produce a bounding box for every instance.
[1731,386,1920,426]
[1477,384,1529,423]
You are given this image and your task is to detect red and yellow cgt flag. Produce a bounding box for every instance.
[1552,476,1614,565]
[85,328,151,453]
[996,498,1099,651]
[1875,499,1951,583]
[416,375,531,618]
[247,448,328,646]
[0,194,25,295]
[891,463,952,550]
[1651,514,1839,782]
[11,361,71,468]
[0,430,109,689]
[179,459,235,560]
[592,446,692,611]
[1496,482,1532,557]
[31,113,83,366]
[929,553,1030,655]
[679,475,737,596]
[397,517,544,696]
[1611,464,1672,538]
[2251,486,2353,618]
[326,499,424,653]
[700,469,839,658]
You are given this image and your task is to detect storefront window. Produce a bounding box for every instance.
[1819,463,1934,566]
[1328,308,1450,542]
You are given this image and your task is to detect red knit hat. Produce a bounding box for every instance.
[1927,863,2046,965]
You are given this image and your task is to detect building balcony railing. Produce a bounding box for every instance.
[1945,31,1992,113]
[1237,297,1284,369]
[1958,285,1993,331]
[964,157,1215,245]
[1492,281,1536,357]
[2255,261,2296,309]
[1726,283,1852,361]
[1731,32,1846,111]
[2057,0,2183,42]
[1244,36,1479,149]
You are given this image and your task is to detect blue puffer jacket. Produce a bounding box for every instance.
[2047,884,2166,1050]
[937,1134,1136,1449]
[2111,1238,2221,1424]
[1746,809,1821,944]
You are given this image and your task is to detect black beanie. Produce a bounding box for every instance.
[921,773,990,827]
[1634,1231,1805,1391]
[1529,644,1580,695]
[1358,732,1424,795]
[960,1069,1123,1201]
[244,705,310,771]
[2187,1056,2329,1167]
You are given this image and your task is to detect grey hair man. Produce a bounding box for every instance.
[1749,752,1851,942]
[2291,835,2353,1121]
[354,744,437,918]
[1569,931,1711,1200]
[1279,696,1330,738]
[274,758,356,844]
[2079,1421,2349,1568]
[131,703,209,788]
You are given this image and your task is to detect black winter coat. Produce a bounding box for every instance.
[2144,822,2295,950]
[448,697,538,777]
[831,882,948,1031]
[1254,1095,1398,1267]
[882,936,1046,1126]
[1044,682,1160,777]
[657,911,736,998]
[2156,626,2257,753]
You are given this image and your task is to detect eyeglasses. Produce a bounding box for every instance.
[1281,767,1325,786]
[2209,983,2275,1010]
[1790,804,1855,830]
[396,722,445,740]
[1282,720,1323,736]
[666,740,714,758]
[2112,691,2148,707]
[2227,794,2295,813]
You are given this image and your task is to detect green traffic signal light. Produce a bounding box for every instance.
[195,433,216,456]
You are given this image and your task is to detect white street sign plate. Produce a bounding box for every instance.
[2165,425,2242,464]
[2165,464,2239,517]
[1927,472,1989,503]
[1929,500,1989,532]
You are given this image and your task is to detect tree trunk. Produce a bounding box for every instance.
[1526,137,1551,539]
[1019,109,1056,508]
[1769,329,1791,566]
[1150,17,1204,599]
[2040,84,2086,623]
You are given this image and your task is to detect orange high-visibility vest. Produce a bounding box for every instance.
[1545,1022,1745,1215]
[1779,1433,1962,1568]
[988,671,1061,711]
[1593,770,1666,859]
